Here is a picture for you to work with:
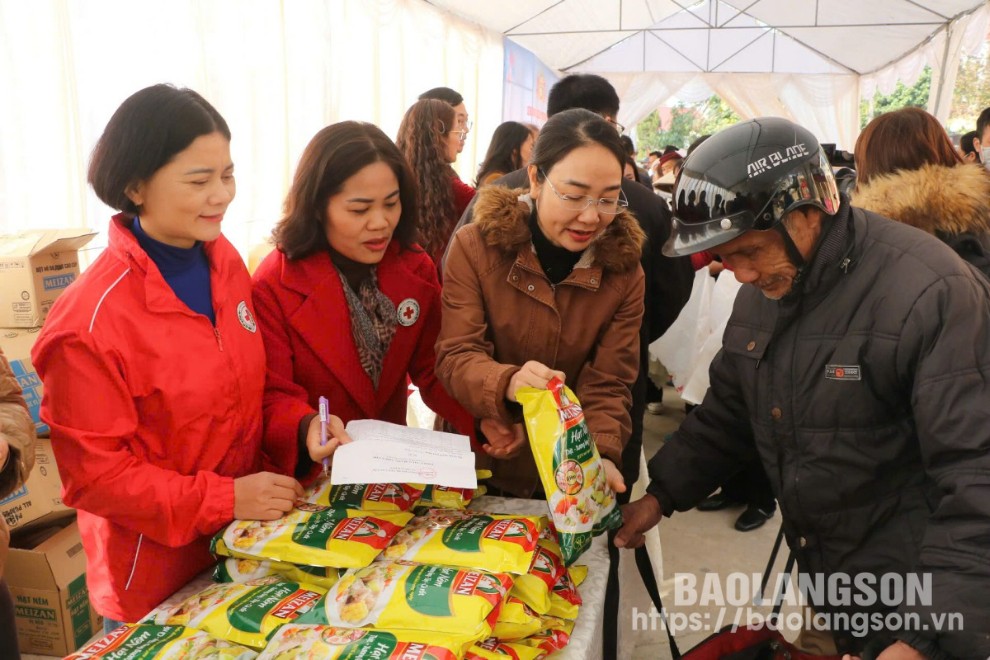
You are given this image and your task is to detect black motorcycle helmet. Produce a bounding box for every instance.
[663,117,840,257]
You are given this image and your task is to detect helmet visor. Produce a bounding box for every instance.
[662,149,838,257]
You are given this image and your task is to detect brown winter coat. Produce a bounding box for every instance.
[853,162,990,278]
[436,186,645,496]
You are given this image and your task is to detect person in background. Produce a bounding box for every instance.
[646,150,663,180]
[617,117,990,659]
[397,99,474,269]
[619,134,652,187]
[32,84,302,632]
[623,156,638,182]
[972,106,990,169]
[419,87,476,216]
[475,121,535,187]
[252,121,475,482]
[853,107,990,279]
[437,108,643,498]
[959,129,980,164]
[0,346,36,659]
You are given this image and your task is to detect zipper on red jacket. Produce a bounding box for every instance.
[214,327,224,351]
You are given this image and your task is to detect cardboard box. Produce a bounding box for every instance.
[0,438,73,531]
[0,326,46,435]
[0,229,95,327]
[8,519,102,656]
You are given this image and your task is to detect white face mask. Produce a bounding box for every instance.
[982,146,990,170]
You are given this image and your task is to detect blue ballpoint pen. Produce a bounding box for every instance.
[318,396,330,477]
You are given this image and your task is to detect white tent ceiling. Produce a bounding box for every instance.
[427,0,990,148]
[427,0,983,76]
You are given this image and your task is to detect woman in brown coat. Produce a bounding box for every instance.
[436,108,645,497]
[1,345,37,657]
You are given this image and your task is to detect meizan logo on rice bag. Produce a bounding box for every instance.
[326,515,392,548]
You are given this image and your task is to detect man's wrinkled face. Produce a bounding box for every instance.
[711,208,822,300]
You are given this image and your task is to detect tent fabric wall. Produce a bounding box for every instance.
[0,0,503,258]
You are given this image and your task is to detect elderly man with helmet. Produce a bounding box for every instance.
[616,117,990,660]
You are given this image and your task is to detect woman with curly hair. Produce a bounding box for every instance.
[475,121,536,187]
[396,99,475,269]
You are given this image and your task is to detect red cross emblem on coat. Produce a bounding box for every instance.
[397,298,420,327]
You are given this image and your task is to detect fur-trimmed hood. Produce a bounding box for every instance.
[852,163,990,236]
[471,185,645,273]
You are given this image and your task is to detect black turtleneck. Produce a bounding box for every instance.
[529,210,584,285]
[329,246,374,291]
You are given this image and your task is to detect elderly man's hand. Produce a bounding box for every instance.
[614,494,663,548]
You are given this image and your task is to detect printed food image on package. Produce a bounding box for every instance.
[211,505,412,568]
[517,377,622,565]
[382,508,542,574]
[64,624,257,659]
[214,557,340,590]
[257,624,478,660]
[148,577,325,649]
[309,561,513,641]
[301,477,423,512]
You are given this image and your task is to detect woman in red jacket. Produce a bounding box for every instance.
[252,121,474,480]
[32,85,305,631]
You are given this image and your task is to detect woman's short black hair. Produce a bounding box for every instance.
[88,84,230,214]
[530,108,626,182]
[273,121,418,260]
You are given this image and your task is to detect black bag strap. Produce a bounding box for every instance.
[630,524,794,659]
[634,543,682,658]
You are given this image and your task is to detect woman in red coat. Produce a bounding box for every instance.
[252,122,475,480]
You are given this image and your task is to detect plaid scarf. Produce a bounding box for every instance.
[337,267,396,388]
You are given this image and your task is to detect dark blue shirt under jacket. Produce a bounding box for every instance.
[131,217,215,325]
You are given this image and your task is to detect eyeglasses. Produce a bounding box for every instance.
[606,117,625,134]
[540,170,629,215]
[458,119,473,132]
[452,129,467,140]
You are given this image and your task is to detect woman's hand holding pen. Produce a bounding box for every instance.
[306,413,350,465]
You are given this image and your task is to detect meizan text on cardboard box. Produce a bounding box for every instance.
[8,519,102,656]
[0,229,96,327]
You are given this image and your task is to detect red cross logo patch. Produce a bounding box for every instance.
[396,298,420,327]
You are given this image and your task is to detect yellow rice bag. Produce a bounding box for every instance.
[569,564,589,586]
[258,624,477,660]
[493,597,543,641]
[148,577,324,649]
[64,624,257,659]
[310,561,513,640]
[381,508,542,574]
[211,506,412,568]
[518,617,574,654]
[467,637,547,660]
[214,557,340,590]
[509,538,566,614]
[301,477,423,512]
[547,565,583,620]
[517,378,622,565]
[414,470,491,508]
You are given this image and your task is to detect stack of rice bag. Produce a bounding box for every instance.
[76,381,617,658]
